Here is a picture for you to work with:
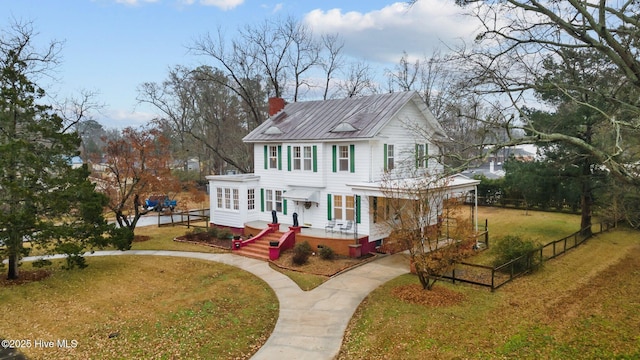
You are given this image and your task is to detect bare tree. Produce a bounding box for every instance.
[448,0,640,186]
[379,170,475,290]
[137,65,196,171]
[190,28,268,131]
[338,60,379,98]
[386,51,421,92]
[319,33,345,100]
[284,18,320,101]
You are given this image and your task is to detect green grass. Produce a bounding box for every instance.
[268,264,327,291]
[130,224,226,253]
[338,208,640,359]
[1,224,275,360]
[480,207,582,243]
[1,256,278,360]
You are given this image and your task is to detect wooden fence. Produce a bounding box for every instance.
[157,208,210,228]
[440,221,615,291]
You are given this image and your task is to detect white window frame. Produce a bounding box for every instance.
[265,189,284,213]
[224,188,231,209]
[387,144,395,171]
[266,189,273,212]
[416,144,427,168]
[248,188,255,211]
[303,146,312,171]
[233,189,239,210]
[269,145,278,169]
[332,194,355,221]
[338,145,349,172]
[293,146,302,170]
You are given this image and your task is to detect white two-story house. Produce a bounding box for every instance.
[207,91,479,257]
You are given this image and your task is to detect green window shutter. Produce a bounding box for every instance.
[327,193,332,220]
[332,145,337,173]
[287,146,292,171]
[277,145,282,170]
[312,145,318,172]
[355,195,361,224]
[350,144,355,173]
[425,143,429,168]
[260,188,265,212]
[283,199,287,215]
[263,145,268,170]
[383,144,388,171]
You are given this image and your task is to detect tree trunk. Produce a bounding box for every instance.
[7,252,19,280]
[580,161,593,238]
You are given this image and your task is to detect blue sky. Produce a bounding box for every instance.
[4,0,479,129]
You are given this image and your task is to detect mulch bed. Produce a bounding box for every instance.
[270,251,377,277]
[173,234,233,250]
[133,235,151,242]
[0,269,52,287]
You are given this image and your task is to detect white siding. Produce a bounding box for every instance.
[208,97,446,241]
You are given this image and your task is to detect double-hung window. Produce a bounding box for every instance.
[339,145,349,171]
[265,189,284,213]
[269,145,278,169]
[248,189,255,210]
[386,144,395,171]
[293,146,302,170]
[416,143,428,168]
[303,146,312,171]
[224,188,231,209]
[216,188,223,208]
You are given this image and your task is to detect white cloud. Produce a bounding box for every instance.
[99,108,156,129]
[304,0,480,63]
[199,0,244,11]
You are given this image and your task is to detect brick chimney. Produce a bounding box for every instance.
[268,97,286,116]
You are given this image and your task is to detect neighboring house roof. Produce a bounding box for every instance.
[243,91,446,143]
[462,163,505,179]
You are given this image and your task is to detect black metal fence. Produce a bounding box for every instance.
[440,221,615,291]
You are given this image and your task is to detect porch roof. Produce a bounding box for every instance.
[283,188,321,203]
[346,174,480,198]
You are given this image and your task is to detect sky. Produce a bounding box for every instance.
[4,0,480,129]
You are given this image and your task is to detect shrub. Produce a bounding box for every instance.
[492,235,542,273]
[32,258,53,268]
[292,241,312,265]
[206,227,219,239]
[319,245,335,260]
[218,228,233,240]
[185,228,206,241]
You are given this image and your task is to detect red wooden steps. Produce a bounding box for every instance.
[235,232,282,261]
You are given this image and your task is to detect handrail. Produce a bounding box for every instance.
[268,230,296,260]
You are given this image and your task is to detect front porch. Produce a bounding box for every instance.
[242,221,372,259]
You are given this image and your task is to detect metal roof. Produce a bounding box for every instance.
[243,91,443,143]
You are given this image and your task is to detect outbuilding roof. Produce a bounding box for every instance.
[243,91,445,143]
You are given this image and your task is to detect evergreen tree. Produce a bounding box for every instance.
[0,21,128,280]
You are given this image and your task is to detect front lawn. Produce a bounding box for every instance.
[1,255,278,359]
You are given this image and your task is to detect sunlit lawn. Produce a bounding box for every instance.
[1,255,278,360]
[339,208,640,359]
[1,223,277,360]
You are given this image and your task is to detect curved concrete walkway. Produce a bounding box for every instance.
[22,250,410,359]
